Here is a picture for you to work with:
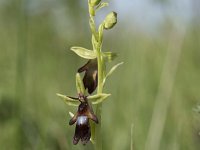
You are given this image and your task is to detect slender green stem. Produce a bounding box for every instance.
[95,38,103,150]
[88,1,104,149]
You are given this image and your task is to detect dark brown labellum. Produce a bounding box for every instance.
[73,116,91,145]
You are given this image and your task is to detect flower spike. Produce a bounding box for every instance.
[57,0,121,146]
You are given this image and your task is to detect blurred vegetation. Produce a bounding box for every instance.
[0,0,200,150]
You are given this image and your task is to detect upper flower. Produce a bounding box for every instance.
[78,59,98,94]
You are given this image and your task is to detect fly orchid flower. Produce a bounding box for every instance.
[69,93,98,145]
[78,59,98,94]
[57,73,111,145]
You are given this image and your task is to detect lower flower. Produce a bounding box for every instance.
[69,94,98,145]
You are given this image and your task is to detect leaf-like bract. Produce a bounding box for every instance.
[103,52,117,62]
[103,62,124,84]
[106,62,123,78]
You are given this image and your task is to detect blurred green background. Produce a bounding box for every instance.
[0,0,200,150]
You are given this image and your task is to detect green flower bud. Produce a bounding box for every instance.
[103,12,117,30]
[89,0,101,7]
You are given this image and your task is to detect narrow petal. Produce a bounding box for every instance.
[86,106,99,124]
[88,112,98,124]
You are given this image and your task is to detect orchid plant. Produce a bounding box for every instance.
[57,0,123,149]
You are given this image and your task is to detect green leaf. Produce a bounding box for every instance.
[56,93,79,106]
[76,73,85,94]
[96,2,109,11]
[104,62,124,84]
[88,93,111,104]
[71,46,97,59]
[103,52,117,62]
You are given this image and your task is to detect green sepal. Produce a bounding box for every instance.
[96,2,109,11]
[88,93,111,105]
[76,73,85,94]
[103,52,117,62]
[56,93,79,106]
[71,46,97,59]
